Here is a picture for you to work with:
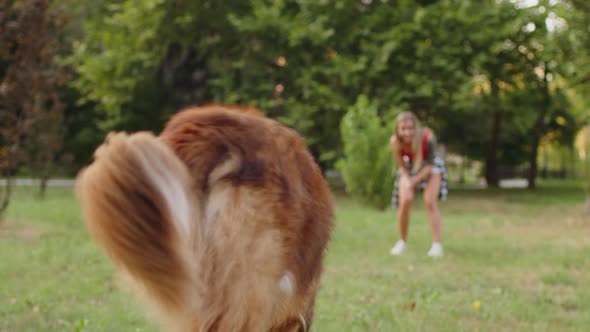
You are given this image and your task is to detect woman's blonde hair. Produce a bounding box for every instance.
[391,111,423,172]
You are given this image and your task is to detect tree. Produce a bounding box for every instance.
[0,0,67,206]
[70,0,393,168]
[460,0,534,187]
[562,0,590,207]
[67,0,585,187]
[439,0,578,188]
[564,0,590,90]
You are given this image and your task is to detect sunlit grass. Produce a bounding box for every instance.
[1,182,588,331]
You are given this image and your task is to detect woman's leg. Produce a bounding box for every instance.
[423,173,442,243]
[397,176,414,241]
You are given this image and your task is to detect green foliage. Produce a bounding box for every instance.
[337,95,394,210]
[68,0,170,129]
[58,0,590,180]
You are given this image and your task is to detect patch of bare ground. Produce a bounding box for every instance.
[0,220,46,241]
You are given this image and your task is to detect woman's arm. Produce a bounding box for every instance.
[411,165,433,186]
[390,135,410,177]
[410,134,437,186]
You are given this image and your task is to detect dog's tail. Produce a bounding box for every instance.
[76,132,197,326]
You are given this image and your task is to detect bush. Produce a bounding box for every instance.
[336,95,395,209]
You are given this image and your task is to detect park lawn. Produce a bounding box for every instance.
[1,183,589,332]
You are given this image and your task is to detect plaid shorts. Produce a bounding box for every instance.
[391,157,448,209]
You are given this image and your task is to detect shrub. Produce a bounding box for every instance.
[337,95,395,209]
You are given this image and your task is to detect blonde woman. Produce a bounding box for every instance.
[389,112,447,257]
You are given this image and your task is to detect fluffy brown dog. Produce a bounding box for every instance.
[76,105,333,332]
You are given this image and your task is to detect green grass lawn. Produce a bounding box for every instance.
[1,182,589,331]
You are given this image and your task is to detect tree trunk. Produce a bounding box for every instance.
[0,173,13,218]
[39,177,48,198]
[528,64,550,190]
[527,118,543,189]
[459,159,465,184]
[485,78,501,188]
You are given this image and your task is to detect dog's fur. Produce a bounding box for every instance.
[76,105,333,332]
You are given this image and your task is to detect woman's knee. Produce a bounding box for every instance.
[400,195,414,208]
[423,196,437,211]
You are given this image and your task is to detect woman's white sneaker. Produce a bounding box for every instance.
[427,242,444,257]
[390,240,407,255]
